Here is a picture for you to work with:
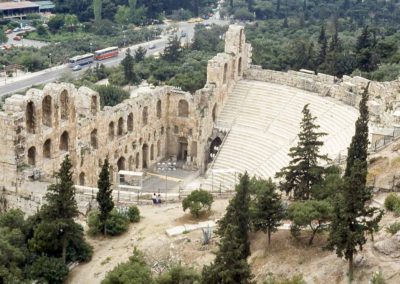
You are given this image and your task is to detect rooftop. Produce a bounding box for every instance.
[0,1,39,11]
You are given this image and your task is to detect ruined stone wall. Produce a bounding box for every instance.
[244,67,400,127]
[0,24,251,190]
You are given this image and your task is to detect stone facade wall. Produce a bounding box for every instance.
[0,25,250,190]
[244,68,400,127]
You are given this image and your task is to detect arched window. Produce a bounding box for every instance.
[108,122,115,140]
[118,117,124,136]
[117,157,126,171]
[91,129,98,149]
[223,63,228,84]
[238,57,242,76]
[42,95,52,127]
[26,101,36,134]
[28,146,36,166]
[156,99,162,119]
[142,106,148,125]
[142,144,149,168]
[60,131,69,151]
[178,99,189,117]
[150,144,154,160]
[157,140,161,157]
[127,113,133,132]
[60,90,69,120]
[43,139,51,159]
[135,152,140,169]
[79,172,85,186]
[91,96,98,115]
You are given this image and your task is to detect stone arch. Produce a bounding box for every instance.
[178,99,189,117]
[191,141,197,158]
[142,144,149,169]
[212,104,218,123]
[43,139,51,159]
[28,146,36,166]
[128,156,134,171]
[127,113,133,132]
[136,152,140,169]
[150,144,154,161]
[108,121,115,140]
[26,101,36,134]
[60,131,69,152]
[142,106,148,126]
[91,96,98,115]
[117,156,126,171]
[60,90,69,120]
[42,95,52,127]
[118,117,124,136]
[223,63,228,84]
[156,99,162,119]
[178,137,188,161]
[91,129,98,149]
[157,140,161,157]
[79,172,85,186]
[238,57,242,76]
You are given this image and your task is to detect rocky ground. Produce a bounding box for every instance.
[66,194,400,284]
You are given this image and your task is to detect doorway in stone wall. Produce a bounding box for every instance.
[178,137,188,161]
[142,144,149,169]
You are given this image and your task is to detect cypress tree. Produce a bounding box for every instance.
[217,172,251,259]
[36,155,79,263]
[121,48,136,84]
[202,173,253,284]
[276,104,329,200]
[327,86,383,282]
[317,25,328,66]
[96,158,114,236]
[93,0,102,22]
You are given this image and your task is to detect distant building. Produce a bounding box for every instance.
[35,1,55,13]
[0,1,40,19]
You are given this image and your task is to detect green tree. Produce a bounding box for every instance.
[202,224,254,284]
[134,46,147,62]
[182,189,214,218]
[47,14,65,32]
[29,156,90,264]
[64,14,79,31]
[156,264,201,284]
[121,48,137,83]
[355,26,379,72]
[326,87,383,282]
[163,35,182,62]
[0,27,6,44]
[115,5,131,26]
[276,104,329,200]
[95,84,130,107]
[36,25,48,37]
[93,0,103,22]
[251,178,285,245]
[96,158,114,235]
[217,172,252,259]
[288,200,332,245]
[28,256,69,284]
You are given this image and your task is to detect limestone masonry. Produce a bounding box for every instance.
[1,24,400,194]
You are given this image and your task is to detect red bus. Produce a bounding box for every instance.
[94,46,119,60]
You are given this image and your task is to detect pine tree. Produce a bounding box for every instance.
[317,25,328,66]
[93,0,102,22]
[33,155,80,263]
[96,158,114,236]
[217,172,251,259]
[134,46,147,62]
[355,26,379,72]
[276,104,329,200]
[163,35,182,62]
[121,48,136,84]
[327,87,383,282]
[251,178,285,245]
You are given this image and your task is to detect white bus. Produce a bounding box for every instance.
[68,53,94,67]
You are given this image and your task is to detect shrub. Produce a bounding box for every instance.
[94,84,130,108]
[102,249,153,284]
[156,264,201,284]
[384,193,400,211]
[263,273,306,284]
[28,256,69,284]
[386,222,400,235]
[370,271,386,284]
[88,209,129,236]
[182,190,214,218]
[127,206,141,223]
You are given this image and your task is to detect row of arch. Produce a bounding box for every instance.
[27,131,70,166]
[222,57,242,85]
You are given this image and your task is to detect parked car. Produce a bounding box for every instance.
[72,65,82,71]
[148,44,156,49]
[13,36,21,41]
[13,27,21,32]
[5,29,12,34]
[181,32,187,37]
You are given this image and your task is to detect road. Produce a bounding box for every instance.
[0,16,228,98]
